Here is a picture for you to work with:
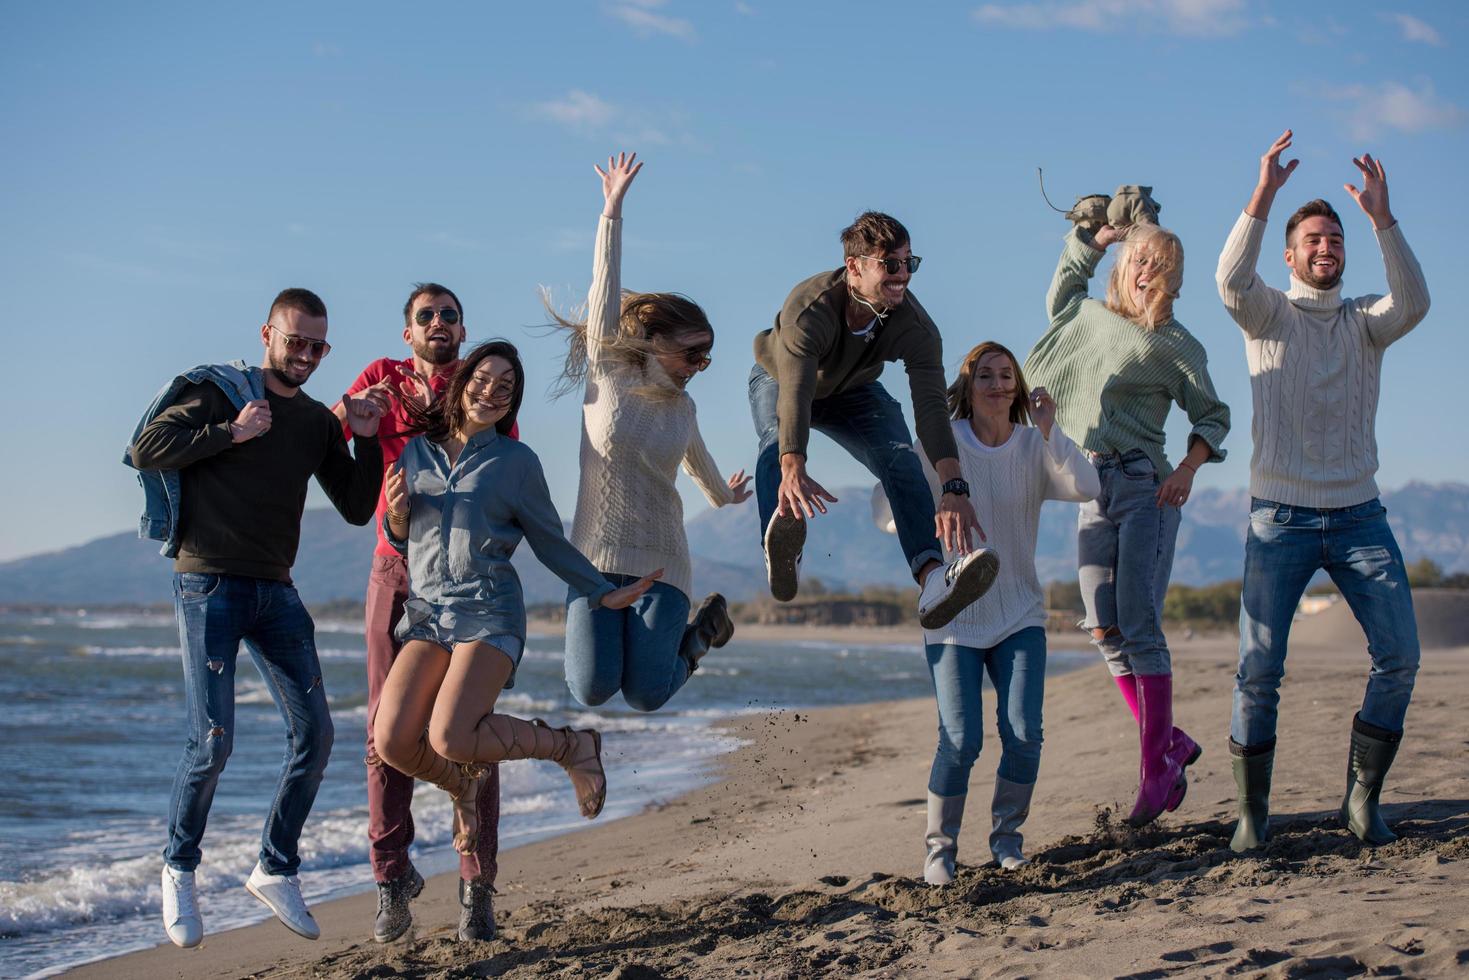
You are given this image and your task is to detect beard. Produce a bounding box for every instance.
[1297,257,1344,291]
[412,338,461,366]
[266,353,314,389]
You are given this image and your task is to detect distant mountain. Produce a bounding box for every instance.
[3,482,1467,607]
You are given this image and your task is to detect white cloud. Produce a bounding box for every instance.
[606,0,696,40]
[1326,80,1465,141]
[973,0,1247,37]
[1386,13,1444,47]
[530,90,618,129]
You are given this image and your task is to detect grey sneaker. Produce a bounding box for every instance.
[372,865,424,943]
[763,513,806,602]
[918,550,1000,629]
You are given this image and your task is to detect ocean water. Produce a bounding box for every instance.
[0,608,1089,979]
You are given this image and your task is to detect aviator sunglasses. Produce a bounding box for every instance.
[268,325,331,358]
[414,306,461,326]
[862,254,923,275]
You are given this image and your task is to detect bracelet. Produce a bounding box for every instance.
[1178,461,1198,474]
[387,510,409,522]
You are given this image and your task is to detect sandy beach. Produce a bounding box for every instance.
[67,631,1469,979]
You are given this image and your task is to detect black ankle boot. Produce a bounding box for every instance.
[458,877,497,941]
[681,593,733,672]
[373,865,424,943]
[1340,714,1402,846]
[1229,738,1274,853]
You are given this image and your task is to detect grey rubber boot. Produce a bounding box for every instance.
[457,877,497,942]
[1340,713,1402,846]
[680,593,734,673]
[1229,738,1275,853]
[989,777,1035,870]
[372,865,424,943]
[923,792,966,885]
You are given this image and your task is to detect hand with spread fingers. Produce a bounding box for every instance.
[777,454,838,519]
[596,151,643,220]
[1345,153,1394,229]
[601,569,663,609]
[727,469,753,504]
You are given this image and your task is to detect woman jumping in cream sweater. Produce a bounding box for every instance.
[553,153,751,711]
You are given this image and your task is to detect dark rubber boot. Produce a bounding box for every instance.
[681,593,733,673]
[458,877,497,942]
[372,865,424,943]
[1340,714,1402,846]
[1229,738,1275,853]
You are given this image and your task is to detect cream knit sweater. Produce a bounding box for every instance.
[1216,212,1430,509]
[568,215,735,600]
[873,420,1099,650]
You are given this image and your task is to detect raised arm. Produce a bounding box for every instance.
[1217,130,1296,336]
[315,395,385,526]
[585,152,641,369]
[1044,225,1111,329]
[1343,154,1431,347]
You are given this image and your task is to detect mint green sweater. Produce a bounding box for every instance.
[1024,229,1229,478]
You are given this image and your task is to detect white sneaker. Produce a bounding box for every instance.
[763,513,806,602]
[161,865,203,948]
[918,550,1000,629]
[245,862,320,940]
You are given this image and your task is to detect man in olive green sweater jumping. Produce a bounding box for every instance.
[748,211,997,629]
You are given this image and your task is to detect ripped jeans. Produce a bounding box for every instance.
[748,364,942,580]
[165,572,334,875]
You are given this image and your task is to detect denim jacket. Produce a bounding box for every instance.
[124,360,265,556]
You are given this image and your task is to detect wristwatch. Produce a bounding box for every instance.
[941,478,970,497]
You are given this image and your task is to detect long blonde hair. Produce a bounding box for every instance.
[1105,224,1184,331]
[545,289,712,401]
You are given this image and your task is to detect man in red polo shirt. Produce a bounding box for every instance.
[334,283,508,942]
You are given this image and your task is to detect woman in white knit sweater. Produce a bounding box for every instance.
[554,153,751,711]
[876,341,1098,883]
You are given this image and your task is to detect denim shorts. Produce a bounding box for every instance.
[395,597,526,687]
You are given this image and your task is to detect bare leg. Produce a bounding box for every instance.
[373,640,486,853]
[430,641,606,819]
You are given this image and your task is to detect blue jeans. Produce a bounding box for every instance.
[165,573,334,875]
[1232,497,1419,746]
[564,574,694,712]
[925,627,1047,797]
[1077,450,1181,677]
[748,364,942,581]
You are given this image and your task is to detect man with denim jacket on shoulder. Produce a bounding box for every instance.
[131,287,388,948]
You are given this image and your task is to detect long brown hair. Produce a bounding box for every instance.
[404,340,523,443]
[546,290,712,400]
[1104,223,1184,331]
[947,341,1033,425]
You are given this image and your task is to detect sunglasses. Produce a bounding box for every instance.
[414,306,461,326]
[268,325,331,358]
[862,255,923,275]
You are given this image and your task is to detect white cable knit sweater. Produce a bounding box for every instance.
[873,420,1099,650]
[1216,211,1430,509]
[568,215,735,600]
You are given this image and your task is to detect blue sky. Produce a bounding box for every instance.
[2,0,1466,562]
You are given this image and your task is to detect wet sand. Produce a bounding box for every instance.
[68,634,1469,978]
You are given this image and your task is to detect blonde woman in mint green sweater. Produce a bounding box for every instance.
[1024,221,1230,826]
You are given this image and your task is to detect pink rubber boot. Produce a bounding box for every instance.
[1127,674,1184,827]
[1115,674,1199,811]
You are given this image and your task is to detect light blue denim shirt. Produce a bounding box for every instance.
[389,428,614,642]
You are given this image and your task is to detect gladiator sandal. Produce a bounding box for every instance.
[465,713,607,820]
[382,734,485,855]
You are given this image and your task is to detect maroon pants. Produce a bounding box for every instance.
[365,553,499,884]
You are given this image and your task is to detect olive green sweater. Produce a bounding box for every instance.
[1024,229,1229,478]
[753,269,958,463]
